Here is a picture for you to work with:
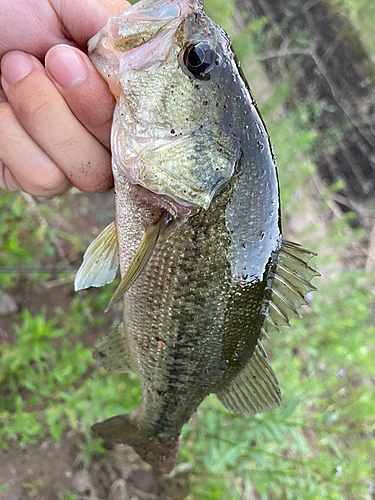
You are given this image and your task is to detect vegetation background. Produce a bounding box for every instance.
[1,0,375,498]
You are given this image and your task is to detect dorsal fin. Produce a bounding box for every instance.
[216,339,281,415]
[75,221,119,291]
[263,239,319,334]
[93,323,133,373]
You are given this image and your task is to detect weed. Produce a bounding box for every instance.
[58,493,79,500]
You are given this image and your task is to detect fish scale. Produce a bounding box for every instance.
[75,0,319,473]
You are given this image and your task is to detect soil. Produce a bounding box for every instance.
[0,434,186,500]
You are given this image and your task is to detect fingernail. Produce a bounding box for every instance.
[46,45,88,90]
[1,51,34,85]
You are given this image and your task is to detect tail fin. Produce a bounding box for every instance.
[92,414,180,474]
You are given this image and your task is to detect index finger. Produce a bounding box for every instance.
[45,45,116,150]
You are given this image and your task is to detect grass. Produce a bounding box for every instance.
[1,0,375,498]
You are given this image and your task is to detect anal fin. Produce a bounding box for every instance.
[216,339,281,415]
[93,322,132,373]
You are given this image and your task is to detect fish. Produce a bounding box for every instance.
[75,0,319,474]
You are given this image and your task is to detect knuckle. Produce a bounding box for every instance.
[21,90,52,124]
[8,72,55,125]
[32,168,68,195]
[22,164,70,197]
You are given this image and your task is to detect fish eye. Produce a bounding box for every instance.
[183,42,216,78]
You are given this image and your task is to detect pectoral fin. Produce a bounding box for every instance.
[105,215,169,312]
[217,339,281,415]
[75,221,119,291]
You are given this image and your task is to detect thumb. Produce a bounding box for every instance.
[53,0,131,50]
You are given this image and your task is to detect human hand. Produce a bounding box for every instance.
[0,0,130,196]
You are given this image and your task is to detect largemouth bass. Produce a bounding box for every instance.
[75,0,318,473]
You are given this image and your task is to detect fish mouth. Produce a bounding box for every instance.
[88,0,201,98]
[88,0,200,65]
[113,0,200,22]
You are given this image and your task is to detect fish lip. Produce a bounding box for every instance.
[88,0,199,54]
[117,0,200,21]
[88,0,201,53]
[88,0,200,78]
[87,31,102,54]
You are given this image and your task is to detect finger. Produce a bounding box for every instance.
[0,101,71,195]
[1,51,113,193]
[45,45,115,150]
[52,0,131,49]
[0,1,131,62]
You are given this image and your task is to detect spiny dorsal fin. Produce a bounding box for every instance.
[264,239,320,334]
[93,322,133,373]
[75,221,119,291]
[104,215,170,312]
[216,339,281,415]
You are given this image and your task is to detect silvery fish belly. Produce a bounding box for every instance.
[75,0,319,473]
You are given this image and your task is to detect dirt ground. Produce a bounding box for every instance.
[0,436,120,500]
[0,435,189,500]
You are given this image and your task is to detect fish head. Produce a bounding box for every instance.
[89,0,247,215]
